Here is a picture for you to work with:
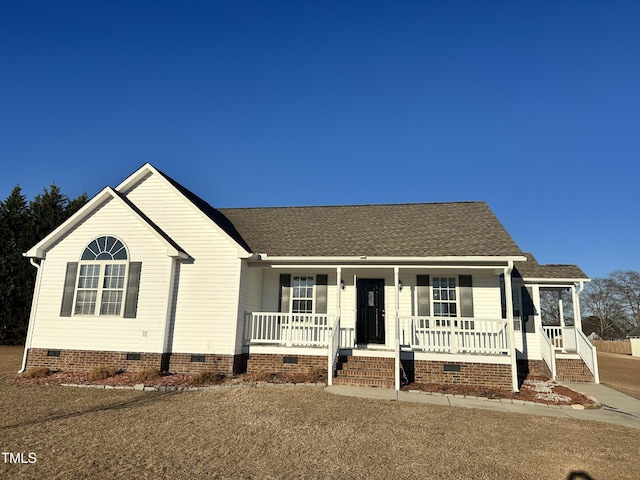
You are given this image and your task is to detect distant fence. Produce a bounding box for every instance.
[592,340,631,355]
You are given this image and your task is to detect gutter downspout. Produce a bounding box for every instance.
[19,257,42,373]
[504,262,519,392]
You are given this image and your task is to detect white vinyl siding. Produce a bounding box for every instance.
[29,197,173,353]
[124,173,243,355]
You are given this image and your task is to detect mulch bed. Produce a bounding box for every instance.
[14,369,324,388]
[16,369,598,407]
[402,376,599,407]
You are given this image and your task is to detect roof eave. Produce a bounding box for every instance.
[253,255,527,264]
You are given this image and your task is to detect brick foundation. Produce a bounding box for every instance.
[246,353,326,375]
[25,348,163,373]
[517,359,552,381]
[404,359,512,390]
[25,348,248,375]
[168,353,248,375]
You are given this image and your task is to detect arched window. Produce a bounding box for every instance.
[75,236,128,316]
[81,236,128,261]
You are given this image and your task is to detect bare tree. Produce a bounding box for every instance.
[540,289,573,326]
[608,270,640,327]
[581,278,632,338]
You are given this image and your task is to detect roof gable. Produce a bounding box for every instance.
[25,187,188,260]
[117,163,252,255]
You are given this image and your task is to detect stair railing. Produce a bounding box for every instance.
[327,316,341,386]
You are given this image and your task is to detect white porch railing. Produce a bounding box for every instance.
[576,328,600,383]
[543,326,578,352]
[245,312,337,347]
[398,317,510,355]
[539,329,557,380]
[339,327,355,349]
[543,326,565,350]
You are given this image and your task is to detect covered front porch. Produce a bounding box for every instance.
[538,283,599,383]
[242,261,522,391]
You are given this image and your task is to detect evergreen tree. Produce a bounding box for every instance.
[0,184,88,344]
[0,186,32,344]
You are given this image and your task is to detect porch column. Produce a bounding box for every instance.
[504,263,519,392]
[336,267,342,319]
[558,291,567,353]
[572,281,584,332]
[394,267,401,391]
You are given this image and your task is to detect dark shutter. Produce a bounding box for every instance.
[123,262,142,318]
[278,274,291,313]
[60,262,78,317]
[416,275,430,316]
[521,286,536,333]
[316,274,328,314]
[459,275,474,318]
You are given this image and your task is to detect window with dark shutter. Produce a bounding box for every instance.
[278,274,291,313]
[459,275,474,318]
[416,275,430,316]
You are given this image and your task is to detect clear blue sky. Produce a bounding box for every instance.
[1,1,639,279]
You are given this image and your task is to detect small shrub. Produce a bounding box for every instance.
[190,370,226,386]
[134,369,162,383]
[88,366,118,381]
[23,367,52,379]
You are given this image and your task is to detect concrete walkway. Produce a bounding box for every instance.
[325,383,640,430]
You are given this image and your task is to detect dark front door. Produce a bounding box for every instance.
[356,279,385,344]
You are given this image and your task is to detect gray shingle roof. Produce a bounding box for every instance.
[514,253,588,280]
[219,202,524,257]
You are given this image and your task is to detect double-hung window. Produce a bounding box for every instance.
[433,277,457,327]
[74,236,128,316]
[292,276,314,314]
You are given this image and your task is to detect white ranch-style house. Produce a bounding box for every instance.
[21,164,598,391]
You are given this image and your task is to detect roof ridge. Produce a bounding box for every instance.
[219,201,487,211]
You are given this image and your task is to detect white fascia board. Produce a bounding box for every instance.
[254,255,526,264]
[24,187,188,260]
[259,264,512,270]
[25,187,113,259]
[124,163,252,258]
[115,162,154,193]
[523,278,591,284]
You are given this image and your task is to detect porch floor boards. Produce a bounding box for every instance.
[333,355,395,389]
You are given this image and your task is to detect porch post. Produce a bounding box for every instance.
[504,263,519,392]
[337,266,342,340]
[394,267,401,391]
[558,291,567,353]
[336,267,342,317]
[573,281,584,332]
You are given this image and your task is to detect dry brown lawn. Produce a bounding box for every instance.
[597,351,640,400]
[2,346,640,480]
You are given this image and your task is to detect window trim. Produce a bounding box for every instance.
[290,275,315,314]
[73,236,130,317]
[432,276,458,318]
